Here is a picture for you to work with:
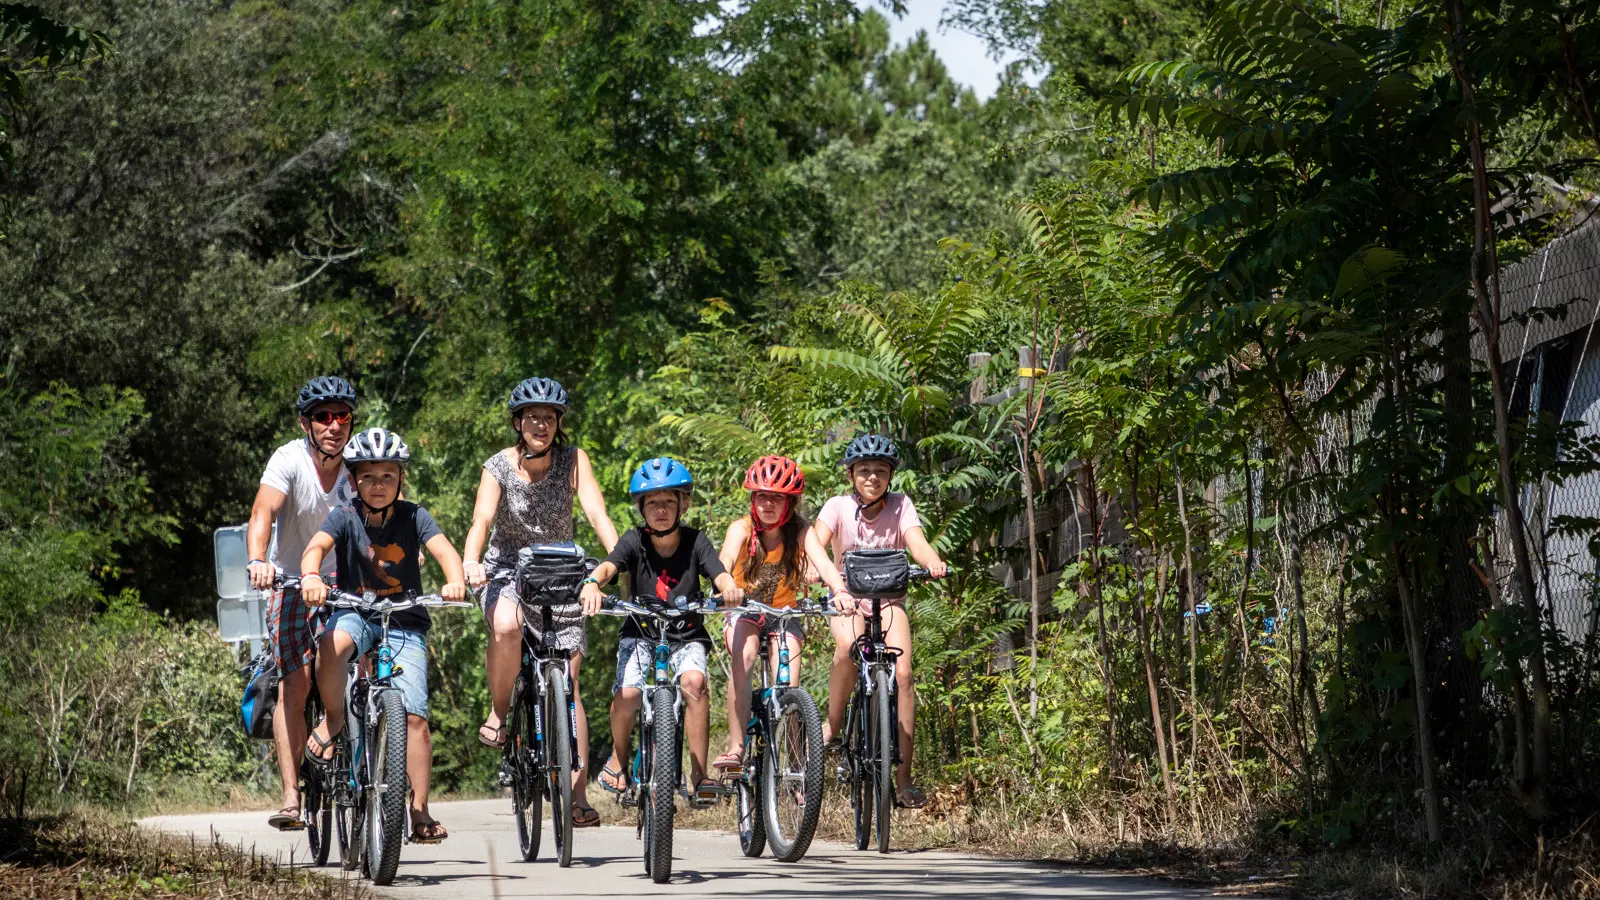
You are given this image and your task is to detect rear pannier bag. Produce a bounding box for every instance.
[843,549,910,597]
[239,652,279,740]
[515,542,595,606]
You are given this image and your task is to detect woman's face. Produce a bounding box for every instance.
[516,405,561,452]
[640,490,683,532]
[751,490,788,527]
[850,459,894,502]
[353,462,402,509]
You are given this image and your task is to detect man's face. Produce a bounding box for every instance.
[301,403,354,455]
[353,462,402,509]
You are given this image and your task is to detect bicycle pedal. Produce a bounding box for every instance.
[718,766,746,780]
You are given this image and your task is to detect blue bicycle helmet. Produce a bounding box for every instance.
[296,376,357,415]
[842,434,900,470]
[630,457,694,497]
[508,377,569,414]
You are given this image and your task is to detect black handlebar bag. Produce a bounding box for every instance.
[515,543,594,606]
[843,549,910,597]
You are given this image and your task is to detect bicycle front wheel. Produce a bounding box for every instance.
[645,686,678,883]
[544,664,575,868]
[761,688,823,862]
[871,667,894,854]
[365,689,409,885]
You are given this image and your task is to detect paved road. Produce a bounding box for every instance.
[141,799,1210,899]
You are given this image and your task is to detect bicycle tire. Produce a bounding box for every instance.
[872,667,894,854]
[762,688,824,862]
[545,664,575,868]
[366,689,409,885]
[302,767,332,866]
[510,676,542,862]
[736,756,766,858]
[848,693,871,851]
[646,686,678,883]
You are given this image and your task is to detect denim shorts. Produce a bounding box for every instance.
[613,638,708,694]
[329,609,430,720]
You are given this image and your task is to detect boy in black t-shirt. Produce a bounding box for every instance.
[299,428,467,843]
[580,458,742,802]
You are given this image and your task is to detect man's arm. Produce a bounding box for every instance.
[247,483,287,589]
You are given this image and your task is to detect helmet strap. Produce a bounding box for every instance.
[748,496,791,557]
[853,491,888,521]
[307,435,343,467]
[356,494,395,526]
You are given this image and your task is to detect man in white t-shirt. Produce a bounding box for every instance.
[246,376,357,831]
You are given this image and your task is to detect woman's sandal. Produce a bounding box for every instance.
[478,722,507,748]
[711,750,743,770]
[572,803,601,828]
[409,817,448,844]
[267,807,304,831]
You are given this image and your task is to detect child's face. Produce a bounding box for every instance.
[850,460,893,502]
[354,462,402,508]
[516,405,561,453]
[751,490,788,526]
[641,490,682,532]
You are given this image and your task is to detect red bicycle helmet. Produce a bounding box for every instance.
[743,455,805,496]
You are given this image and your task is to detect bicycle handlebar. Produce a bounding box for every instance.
[270,575,472,612]
[593,596,723,619]
[715,599,843,619]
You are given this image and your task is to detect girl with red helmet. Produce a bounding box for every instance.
[711,455,851,771]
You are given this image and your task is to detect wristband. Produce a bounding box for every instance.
[249,558,266,566]
[581,577,599,588]
[302,573,324,582]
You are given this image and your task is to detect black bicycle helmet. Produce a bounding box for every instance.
[508,377,569,414]
[343,427,411,468]
[297,376,357,415]
[842,433,900,470]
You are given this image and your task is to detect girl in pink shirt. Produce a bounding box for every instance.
[812,435,946,809]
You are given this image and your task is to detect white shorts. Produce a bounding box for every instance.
[613,638,708,693]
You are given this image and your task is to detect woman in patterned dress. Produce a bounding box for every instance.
[462,377,619,828]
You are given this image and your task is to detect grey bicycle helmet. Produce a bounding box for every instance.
[842,434,900,470]
[508,377,569,414]
[343,427,410,468]
[297,376,357,415]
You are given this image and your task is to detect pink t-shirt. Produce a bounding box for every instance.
[817,493,922,560]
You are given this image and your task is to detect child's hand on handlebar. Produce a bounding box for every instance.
[442,581,467,602]
[463,560,487,588]
[833,591,858,615]
[928,560,948,579]
[721,584,745,605]
[581,582,605,616]
[302,573,328,607]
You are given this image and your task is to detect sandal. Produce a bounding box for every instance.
[409,817,448,843]
[572,803,601,828]
[711,750,743,770]
[267,807,304,831]
[478,721,507,748]
[689,778,720,809]
[304,723,339,766]
[896,784,928,809]
[597,764,627,796]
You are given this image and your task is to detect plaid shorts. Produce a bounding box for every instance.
[267,587,319,676]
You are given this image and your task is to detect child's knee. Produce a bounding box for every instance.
[680,672,708,701]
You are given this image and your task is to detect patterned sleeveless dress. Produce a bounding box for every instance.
[481,445,586,652]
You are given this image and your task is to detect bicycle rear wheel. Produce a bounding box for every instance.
[544,664,575,867]
[510,676,543,862]
[302,766,332,866]
[365,689,409,885]
[762,688,823,862]
[871,667,894,854]
[645,686,678,883]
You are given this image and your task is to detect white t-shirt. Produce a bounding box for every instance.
[261,438,352,576]
[816,493,922,559]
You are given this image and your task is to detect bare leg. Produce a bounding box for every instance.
[274,665,313,813]
[724,619,761,757]
[823,613,862,743]
[308,629,356,755]
[681,671,710,785]
[570,652,592,807]
[883,604,917,793]
[604,687,642,788]
[407,715,433,821]
[484,598,524,734]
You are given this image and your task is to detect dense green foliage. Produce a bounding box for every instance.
[9,0,1600,890]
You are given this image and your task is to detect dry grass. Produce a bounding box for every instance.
[0,809,367,899]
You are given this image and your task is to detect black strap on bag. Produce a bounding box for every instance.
[843,549,910,597]
[514,542,596,606]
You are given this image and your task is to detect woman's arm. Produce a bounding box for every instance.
[903,526,948,578]
[461,467,502,587]
[718,519,749,574]
[573,448,620,553]
[424,533,468,601]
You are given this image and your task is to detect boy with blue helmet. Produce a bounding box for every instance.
[580,458,743,803]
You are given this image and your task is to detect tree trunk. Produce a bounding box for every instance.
[1175,462,1203,831]
[1083,460,1117,758]
[1393,552,1444,842]
[1018,426,1042,720]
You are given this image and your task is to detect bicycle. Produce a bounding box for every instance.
[592,594,719,884]
[266,575,333,867]
[837,553,932,854]
[713,597,840,862]
[480,544,594,867]
[285,578,471,885]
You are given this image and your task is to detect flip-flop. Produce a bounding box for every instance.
[711,750,743,770]
[597,765,627,796]
[409,818,448,844]
[478,722,507,748]
[303,724,339,766]
[896,785,928,809]
[267,807,304,831]
[572,803,601,828]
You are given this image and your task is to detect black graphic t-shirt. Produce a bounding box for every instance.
[319,500,443,633]
[604,526,725,647]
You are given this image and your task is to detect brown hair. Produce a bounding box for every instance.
[738,508,808,590]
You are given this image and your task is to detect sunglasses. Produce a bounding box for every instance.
[310,410,353,426]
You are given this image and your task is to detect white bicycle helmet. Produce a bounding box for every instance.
[343,427,410,468]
